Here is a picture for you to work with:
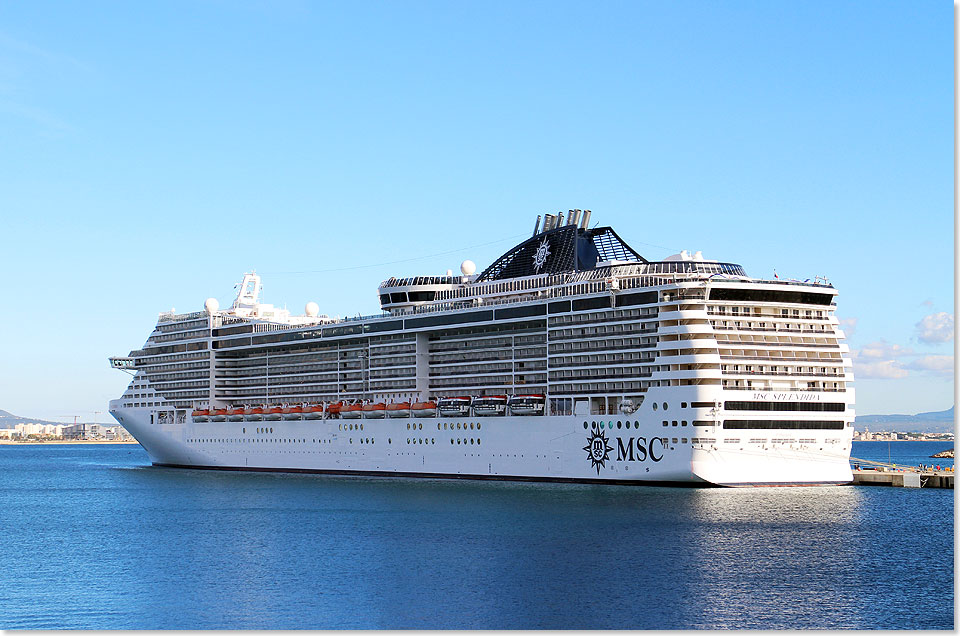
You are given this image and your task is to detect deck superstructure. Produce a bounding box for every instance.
[110,211,854,486]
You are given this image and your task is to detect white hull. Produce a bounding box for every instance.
[110,397,853,487]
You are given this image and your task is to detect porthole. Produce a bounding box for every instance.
[634,421,639,429]
[477,439,480,445]
[470,438,474,445]
[662,403,668,410]
[653,403,658,411]
[583,422,588,429]
[389,438,392,444]
[431,438,435,444]
[443,423,448,430]
[617,421,622,429]
[477,423,481,430]
[406,423,410,430]
[681,402,688,408]
[360,424,363,431]
[672,421,678,427]
[457,423,461,430]
[451,439,454,444]
[418,423,422,430]
[470,423,474,430]
[438,423,441,430]
[600,422,604,429]
[407,438,410,444]
[457,439,461,444]
[591,421,596,428]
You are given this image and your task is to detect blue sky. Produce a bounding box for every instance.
[0,1,952,422]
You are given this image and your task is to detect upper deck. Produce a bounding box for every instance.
[115,211,847,414]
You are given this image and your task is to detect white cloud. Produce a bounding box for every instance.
[856,340,913,360]
[905,355,955,375]
[837,317,857,337]
[851,339,955,379]
[915,312,954,344]
[853,360,909,379]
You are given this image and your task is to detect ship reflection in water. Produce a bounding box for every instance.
[0,445,951,629]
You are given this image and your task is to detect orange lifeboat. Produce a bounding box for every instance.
[326,402,343,416]
[282,405,303,420]
[264,406,283,421]
[362,403,386,419]
[303,404,324,420]
[210,408,228,422]
[340,403,363,419]
[227,407,245,422]
[192,409,209,423]
[411,401,437,417]
[437,396,472,417]
[244,406,264,421]
[508,394,545,415]
[386,402,411,418]
[473,395,508,417]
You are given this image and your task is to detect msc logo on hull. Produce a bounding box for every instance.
[584,426,665,474]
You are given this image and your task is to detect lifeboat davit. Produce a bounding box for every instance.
[508,394,546,415]
[386,402,411,418]
[473,395,508,417]
[210,408,228,422]
[362,403,386,419]
[244,406,264,421]
[437,396,472,417]
[192,409,209,423]
[264,406,283,421]
[226,407,245,422]
[411,401,437,417]
[303,404,324,420]
[282,405,303,420]
[340,403,363,419]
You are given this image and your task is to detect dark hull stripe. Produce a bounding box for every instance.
[152,462,714,487]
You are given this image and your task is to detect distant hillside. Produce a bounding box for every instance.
[855,406,955,433]
[0,410,99,428]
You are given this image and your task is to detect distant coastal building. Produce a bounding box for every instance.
[1,422,133,441]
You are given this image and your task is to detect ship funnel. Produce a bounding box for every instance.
[569,209,581,226]
[542,213,556,232]
[580,209,592,229]
[556,211,564,226]
[532,214,541,237]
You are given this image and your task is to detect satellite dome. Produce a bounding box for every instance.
[305,301,320,317]
[204,297,219,314]
[460,260,477,276]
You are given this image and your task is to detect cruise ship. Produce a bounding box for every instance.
[109,211,855,486]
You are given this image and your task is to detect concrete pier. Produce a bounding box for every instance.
[852,469,954,489]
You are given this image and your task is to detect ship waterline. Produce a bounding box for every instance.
[110,211,855,486]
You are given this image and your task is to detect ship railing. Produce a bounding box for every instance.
[225,274,835,336]
[158,310,207,323]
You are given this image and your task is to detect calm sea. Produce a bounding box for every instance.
[0,442,953,630]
